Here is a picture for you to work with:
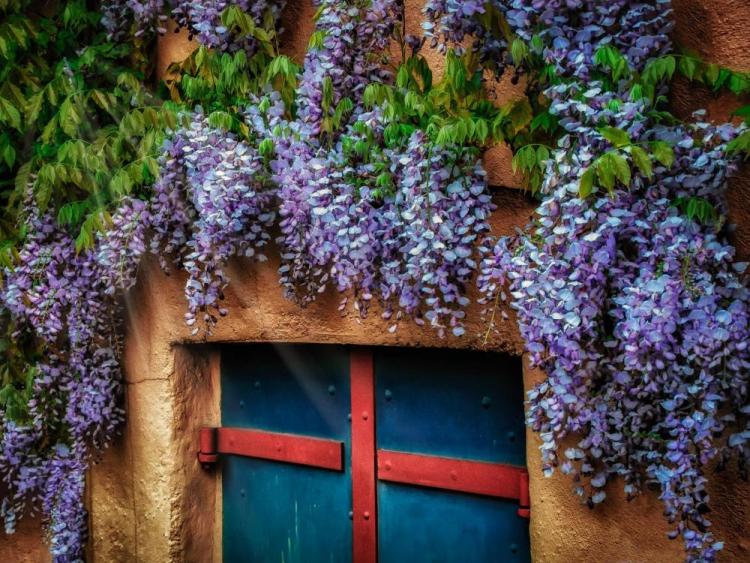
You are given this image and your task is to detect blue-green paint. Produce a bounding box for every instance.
[221,345,529,562]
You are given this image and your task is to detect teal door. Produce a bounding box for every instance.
[221,345,353,563]
[208,344,529,562]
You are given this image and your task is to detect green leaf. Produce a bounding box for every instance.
[530,110,557,134]
[594,45,628,81]
[321,76,334,112]
[651,141,675,167]
[512,146,533,174]
[258,138,274,158]
[598,126,630,148]
[732,105,750,123]
[506,98,533,134]
[14,161,31,194]
[729,72,750,95]
[24,91,44,125]
[308,30,326,50]
[675,196,717,224]
[536,146,550,167]
[207,110,234,131]
[397,65,410,89]
[195,45,209,68]
[610,152,631,187]
[704,63,720,87]
[59,97,81,137]
[144,156,160,179]
[727,130,750,157]
[435,125,453,146]
[606,99,621,113]
[629,146,653,179]
[475,119,489,144]
[510,39,528,66]
[678,56,699,80]
[629,83,644,101]
[595,156,615,192]
[2,142,15,168]
[333,97,354,128]
[41,115,58,143]
[109,169,133,197]
[57,200,90,226]
[375,172,392,189]
[579,166,595,198]
[530,34,543,53]
[0,96,22,130]
[664,56,676,79]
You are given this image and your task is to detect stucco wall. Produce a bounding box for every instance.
[2,0,750,561]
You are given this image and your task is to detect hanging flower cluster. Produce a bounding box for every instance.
[504,0,674,78]
[422,1,511,73]
[1,196,127,560]
[254,0,493,335]
[267,105,492,334]
[102,0,286,50]
[471,2,749,561]
[150,110,276,333]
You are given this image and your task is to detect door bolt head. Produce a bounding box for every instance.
[328,385,336,396]
[362,411,369,420]
[348,511,353,520]
[363,511,370,520]
[384,389,393,401]
[275,442,282,452]
[450,470,458,481]
[384,461,392,471]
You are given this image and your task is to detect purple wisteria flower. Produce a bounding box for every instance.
[476,3,749,561]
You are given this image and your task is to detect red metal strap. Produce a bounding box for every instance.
[198,427,343,471]
[377,449,530,518]
[350,349,377,563]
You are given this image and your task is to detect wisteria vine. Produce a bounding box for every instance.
[470,1,749,561]
[0,1,749,562]
[103,0,286,51]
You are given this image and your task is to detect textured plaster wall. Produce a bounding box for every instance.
[3,0,750,561]
[0,512,48,563]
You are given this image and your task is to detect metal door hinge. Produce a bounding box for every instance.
[518,470,530,519]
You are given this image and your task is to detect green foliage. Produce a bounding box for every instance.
[511,144,550,192]
[674,196,719,226]
[512,124,676,198]
[728,106,750,159]
[165,4,295,123]
[362,49,554,167]
[594,45,630,82]
[577,128,674,197]
[1,1,288,257]
[0,0,169,251]
[593,45,750,104]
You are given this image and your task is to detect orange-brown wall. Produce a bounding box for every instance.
[2,0,749,561]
